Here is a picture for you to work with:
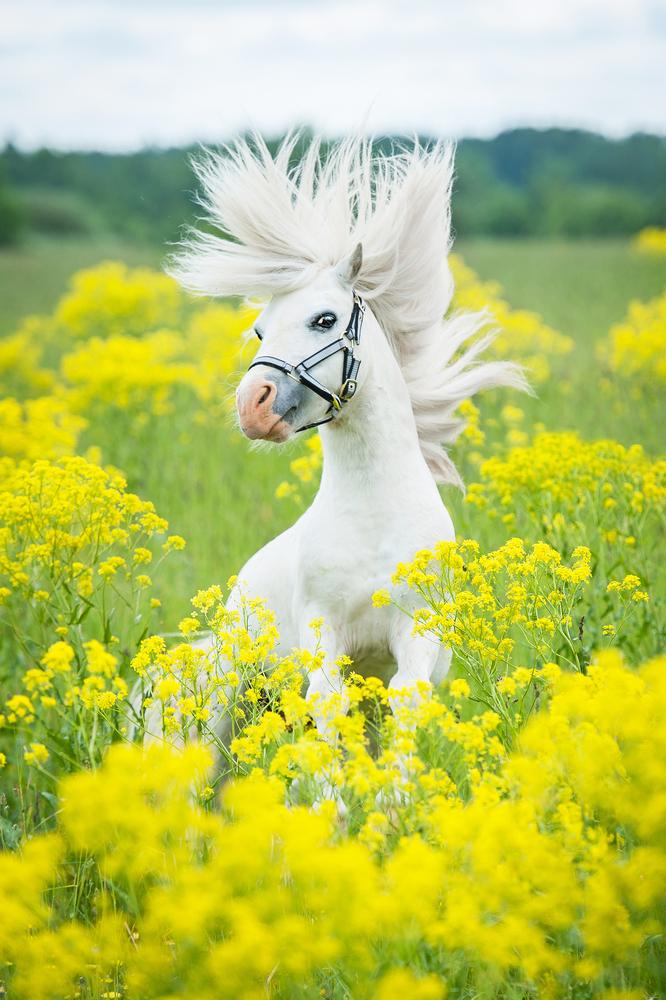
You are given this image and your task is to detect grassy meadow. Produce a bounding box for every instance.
[0,232,665,999]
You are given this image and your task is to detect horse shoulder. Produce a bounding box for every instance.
[234,521,302,647]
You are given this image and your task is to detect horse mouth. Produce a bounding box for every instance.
[240,406,297,442]
[264,407,297,442]
[264,420,291,442]
[237,398,299,442]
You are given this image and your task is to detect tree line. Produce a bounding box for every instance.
[1,128,665,245]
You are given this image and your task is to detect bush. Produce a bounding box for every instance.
[0,184,24,245]
[19,188,99,236]
[535,183,652,237]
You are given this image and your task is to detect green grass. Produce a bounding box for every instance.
[460,237,666,362]
[460,238,666,449]
[0,235,163,335]
[0,234,664,622]
[83,404,299,623]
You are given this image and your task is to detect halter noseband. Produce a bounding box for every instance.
[248,290,366,433]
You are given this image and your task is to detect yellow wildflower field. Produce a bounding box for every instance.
[0,248,665,999]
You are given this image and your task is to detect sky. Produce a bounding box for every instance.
[2,0,666,151]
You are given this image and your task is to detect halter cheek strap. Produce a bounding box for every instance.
[248,290,365,433]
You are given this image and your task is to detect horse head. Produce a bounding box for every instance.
[235,245,367,441]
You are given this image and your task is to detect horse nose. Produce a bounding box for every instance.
[237,378,279,438]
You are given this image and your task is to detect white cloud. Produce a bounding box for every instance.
[1,0,665,149]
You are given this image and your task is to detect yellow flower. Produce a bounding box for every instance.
[496,675,517,696]
[55,260,184,338]
[41,641,75,674]
[376,970,446,1000]
[178,616,200,636]
[155,676,181,701]
[6,694,35,722]
[275,480,298,501]
[0,394,85,461]
[84,640,118,678]
[634,225,666,255]
[23,742,49,765]
[163,534,187,552]
[133,547,153,565]
[599,288,666,383]
[372,589,392,608]
[450,678,470,699]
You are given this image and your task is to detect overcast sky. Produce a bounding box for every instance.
[2,0,666,151]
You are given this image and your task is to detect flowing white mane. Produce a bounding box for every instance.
[171,133,526,485]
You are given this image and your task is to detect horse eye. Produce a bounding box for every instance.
[312,312,337,330]
[254,327,263,341]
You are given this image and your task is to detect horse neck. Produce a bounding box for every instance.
[316,320,435,501]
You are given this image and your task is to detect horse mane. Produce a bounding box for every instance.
[170,132,527,486]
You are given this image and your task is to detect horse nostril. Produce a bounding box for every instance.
[257,385,272,406]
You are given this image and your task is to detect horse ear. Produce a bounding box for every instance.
[337,242,363,286]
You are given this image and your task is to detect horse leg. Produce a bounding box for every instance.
[297,615,349,811]
[388,623,450,712]
[383,622,451,798]
[305,663,349,741]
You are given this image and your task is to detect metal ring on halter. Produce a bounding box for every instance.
[248,290,365,433]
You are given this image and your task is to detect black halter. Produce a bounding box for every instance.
[248,290,365,433]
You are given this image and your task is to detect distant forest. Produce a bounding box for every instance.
[1,128,665,245]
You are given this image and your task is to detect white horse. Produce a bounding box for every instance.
[170,134,525,734]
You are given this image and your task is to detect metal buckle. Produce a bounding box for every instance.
[339,379,357,401]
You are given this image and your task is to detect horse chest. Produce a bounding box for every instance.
[296,563,390,658]
[295,500,445,624]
